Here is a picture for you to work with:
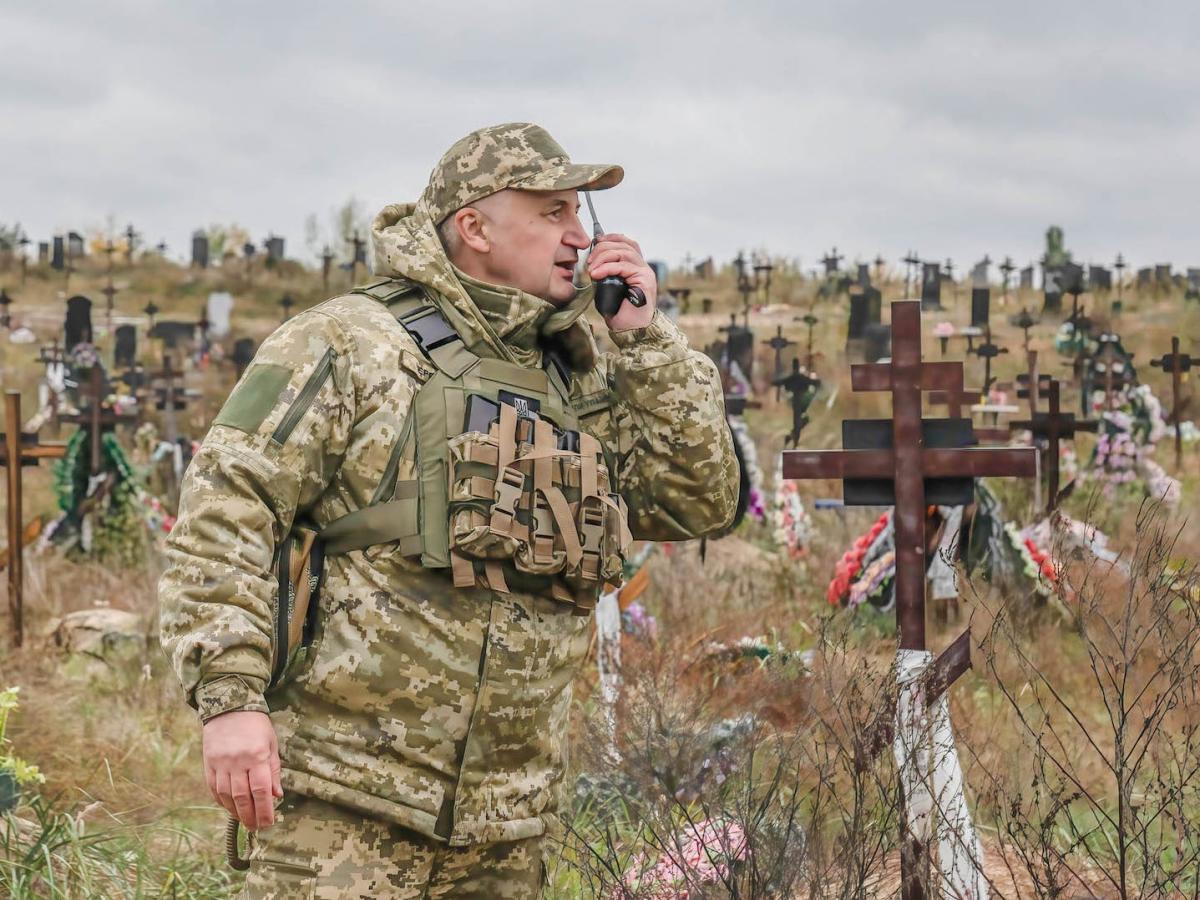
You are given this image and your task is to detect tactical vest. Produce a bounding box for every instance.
[269,278,631,687]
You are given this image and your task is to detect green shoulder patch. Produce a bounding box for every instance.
[213,363,293,434]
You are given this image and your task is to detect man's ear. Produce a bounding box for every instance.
[454,207,490,254]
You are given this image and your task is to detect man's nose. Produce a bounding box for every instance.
[563,215,590,251]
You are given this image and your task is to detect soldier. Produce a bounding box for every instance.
[159,122,739,898]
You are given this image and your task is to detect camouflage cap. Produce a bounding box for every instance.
[422,122,623,225]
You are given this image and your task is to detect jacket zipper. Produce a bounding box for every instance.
[370,410,416,506]
[271,348,335,445]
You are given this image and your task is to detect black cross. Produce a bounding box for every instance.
[2,391,68,647]
[1150,336,1195,468]
[1010,379,1098,513]
[902,250,920,296]
[754,261,774,305]
[796,309,820,371]
[774,359,820,447]
[821,247,843,275]
[763,325,795,400]
[969,325,1009,393]
[1012,308,1038,354]
[1000,256,1016,302]
[124,223,139,263]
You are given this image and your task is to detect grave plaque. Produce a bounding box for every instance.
[970,288,990,328]
[64,295,93,350]
[847,286,882,342]
[864,323,891,363]
[192,231,210,268]
[920,262,943,310]
[206,292,235,339]
[113,324,137,369]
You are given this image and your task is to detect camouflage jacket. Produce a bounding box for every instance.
[159,199,738,846]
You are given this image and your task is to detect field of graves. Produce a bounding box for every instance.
[0,233,1198,898]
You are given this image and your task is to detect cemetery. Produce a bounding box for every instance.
[0,218,1196,897]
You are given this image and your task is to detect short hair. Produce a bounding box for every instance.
[436,213,462,259]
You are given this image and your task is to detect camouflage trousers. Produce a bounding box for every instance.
[239,794,546,899]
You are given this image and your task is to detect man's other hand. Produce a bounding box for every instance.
[588,232,657,331]
[202,710,284,830]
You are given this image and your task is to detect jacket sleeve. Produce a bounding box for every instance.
[579,310,738,541]
[158,310,358,722]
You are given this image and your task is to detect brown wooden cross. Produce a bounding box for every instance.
[2,391,67,647]
[1088,335,1135,411]
[783,301,1037,650]
[1150,336,1195,468]
[148,351,194,445]
[59,366,138,476]
[783,301,1036,899]
[1015,351,1053,420]
[1009,379,1097,514]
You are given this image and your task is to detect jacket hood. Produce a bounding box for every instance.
[370,198,595,369]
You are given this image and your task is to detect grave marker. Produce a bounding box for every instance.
[1010,379,1097,513]
[1149,337,1196,468]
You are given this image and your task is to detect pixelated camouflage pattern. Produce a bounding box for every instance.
[241,793,544,898]
[160,178,737,848]
[422,122,622,226]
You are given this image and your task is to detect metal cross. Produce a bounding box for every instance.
[902,250,920,296]
[1012,308,1037,354]
[774,358,820,448]
[970,325,1009,393]
[1150,336,1195,468]
[1009,379,1097,513]
[763,325,795,401]
[2,391,68,647]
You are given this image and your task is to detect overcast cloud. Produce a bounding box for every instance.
[3,0,1197,276]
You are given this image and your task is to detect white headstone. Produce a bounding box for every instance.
[206,292,235,338]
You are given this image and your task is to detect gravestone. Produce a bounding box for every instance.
[864,323,891,362]
[920,262,944,310]
[265,235,285,265]
[64,296,93,350]
[970,288,990,328]
[1187,269,1200,292]
[113,325,137,369]
[857,262,871,288]
[51,236,65,271]
[151,320,198,349]
[847,286,882,342]
[1137,268,1153,289]
[67,232,85,259]
[971,258,990,288]
[1089,265,1111,291]
[1155,264,1173,286]
[206,292,235,339]
[1020,266,1034,290]
[191,231,209,268]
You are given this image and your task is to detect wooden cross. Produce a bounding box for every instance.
[927,385,981,419]
[2,391,67,647]
[783,302,1036,898]
[1088,335,1135,411]
[148,352,193,444]
[784,301,1037,650]
[59,366,138,476]
[773,359,820,448]
[1150,336,1195,468]
[763,325,795,400]
[1009,379,1097,514]
[1015,351,1053,420]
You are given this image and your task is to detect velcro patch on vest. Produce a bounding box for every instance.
[574,390,613,418]
[213,363,293,434]
[399,348,435,383]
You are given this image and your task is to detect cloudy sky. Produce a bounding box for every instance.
[3,1,1197,276]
